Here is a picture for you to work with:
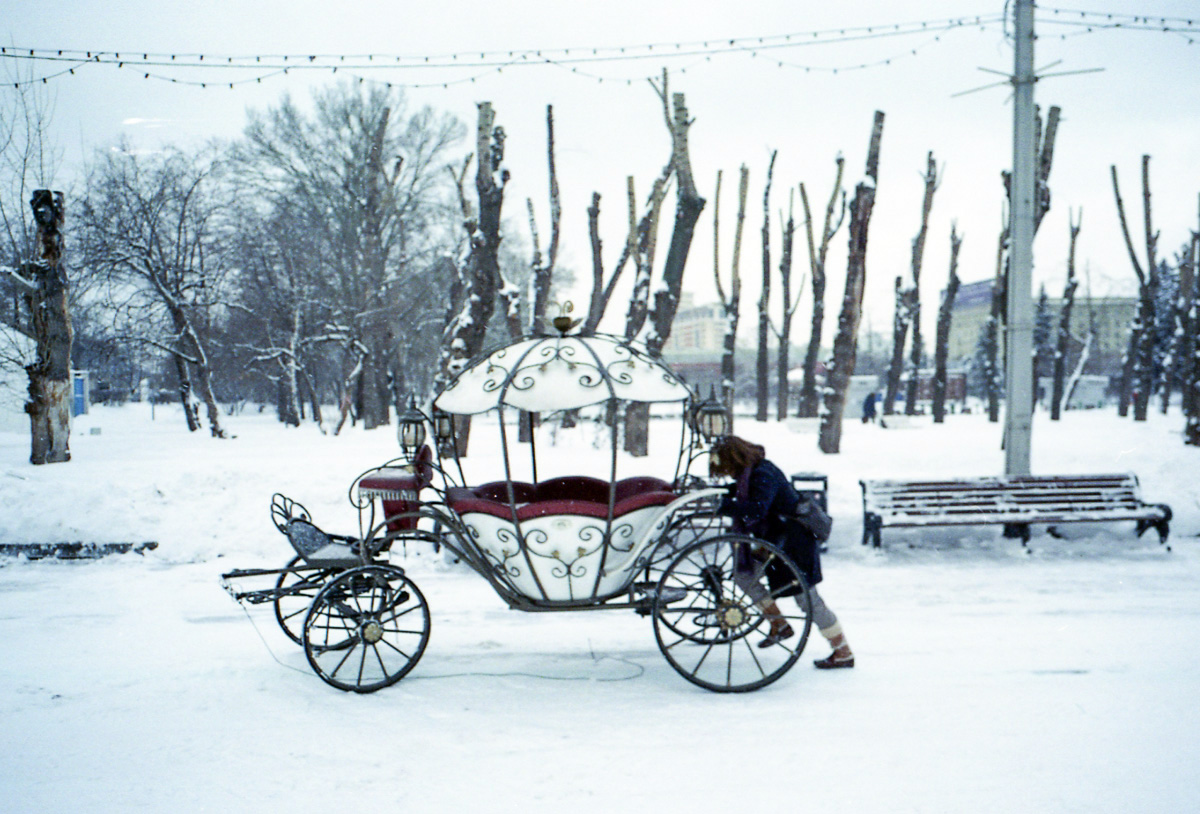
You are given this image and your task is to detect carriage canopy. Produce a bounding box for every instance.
[434,333,692,415]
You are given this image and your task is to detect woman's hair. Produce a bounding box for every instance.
[709,435,766,477]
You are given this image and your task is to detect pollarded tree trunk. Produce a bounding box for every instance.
[1051,210,1082,420]
[636,79,706,457]
[518,105,563,443]
[755,151,777,423]
[714,165,749,420]
[775,190,797,421]
[905,152,938,416]
[1183,223,1200,445]
[442,102,508,456]
[820,111,885,455]
[797,160,846,419]
[932,223,962,423]
[985,228,1007,423]
[1111,158,1158,422]
[527,104,561,335]
[988,106,1060,423]
[23,190,73,464]
[644,87,706,356]
[884,276,913,416]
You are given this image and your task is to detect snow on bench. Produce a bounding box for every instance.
[859,473,1172,549]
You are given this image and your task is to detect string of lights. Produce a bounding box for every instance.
[1037,6,1200,44]
[1,14,1004,89]
[1039,6,1197,27]
[2,7,1193,91]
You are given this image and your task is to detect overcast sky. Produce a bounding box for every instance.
[6,1,1199,339]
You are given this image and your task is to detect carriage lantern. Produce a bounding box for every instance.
[397,396,427,454]
[431,407,455,446]
[695,385,730,441]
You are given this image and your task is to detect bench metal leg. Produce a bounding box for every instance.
[863,513,883,548]
[1136,505,1172,550]
[1002,523,1031,546]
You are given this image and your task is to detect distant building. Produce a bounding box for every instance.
[944,279,1136,376]
[660,294,727,355]
[658,294,727,395]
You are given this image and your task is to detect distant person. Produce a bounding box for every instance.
[861,391,878,424]
[711,435,855,669]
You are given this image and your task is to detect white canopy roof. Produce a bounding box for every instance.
[434,333,692,415]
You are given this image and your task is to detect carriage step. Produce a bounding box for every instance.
[631,582,689,615]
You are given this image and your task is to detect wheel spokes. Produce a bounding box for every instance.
[652,536,811,693]
[303,565,431,693]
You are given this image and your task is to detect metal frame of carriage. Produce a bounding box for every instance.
[222,326,814,693]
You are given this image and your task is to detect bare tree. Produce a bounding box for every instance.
[80,147,229,438]
[514,105,564,442]
[987,105,1061,422]
[796,159,846,418]
[643,77,706,357]
[0,69,71,463]
[442,102,508,454]
[612,72,706,456]
[230,203,322,428]
[904,152,939,415]
[773,190,803,420]
[819,111,885,455]
[931,223,962,423]
[712,165,749,418]
[1183,204,1200,445]
[983,221,1007,423]
[622,173,670,343]
[755,151,777,422]
[1111,156,1158,421]
[1050,209,1082,420]
[883,276,918,416]
[583,171,670,336]
[16,191,72,463]
[525,105,561,335]
[238,83,463,431]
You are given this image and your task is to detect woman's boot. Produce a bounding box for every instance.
[756,601,795,648]
[814,622,854,668]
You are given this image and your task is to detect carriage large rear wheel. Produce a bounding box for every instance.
[652,535,812,692]
[303,564,431,693]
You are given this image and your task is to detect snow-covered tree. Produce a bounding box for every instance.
[796,158,846,419]
[237,82,463,432]
[79,146,229,438]
[820,110,885,455]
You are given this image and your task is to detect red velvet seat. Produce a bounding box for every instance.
[534,476,610,504]
[614,476,672,502]
[357,445,434,531]
[446,477,675,522]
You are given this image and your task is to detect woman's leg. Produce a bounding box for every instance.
[806,586,854,668]
[732,557,793,644]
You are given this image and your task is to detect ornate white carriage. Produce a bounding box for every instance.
[223,329,814,693]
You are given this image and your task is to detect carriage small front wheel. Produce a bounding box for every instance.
[302,564,431,693]
[273,555,340,646]
[652,535,812,693]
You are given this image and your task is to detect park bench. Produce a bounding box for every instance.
[859,473,1172,549]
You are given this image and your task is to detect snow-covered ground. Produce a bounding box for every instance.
[2,402,1198,813]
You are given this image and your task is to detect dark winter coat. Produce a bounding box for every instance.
[720,458,824,586]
